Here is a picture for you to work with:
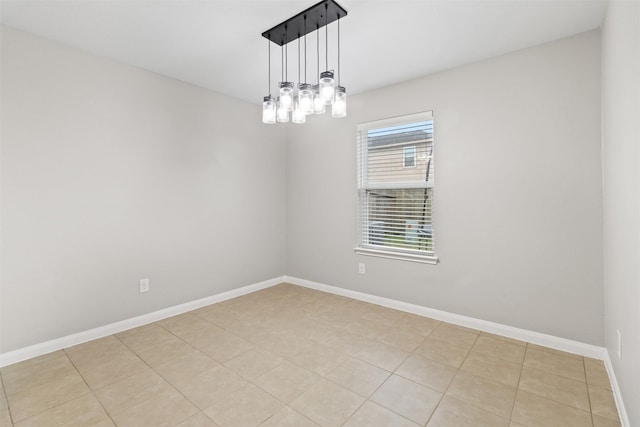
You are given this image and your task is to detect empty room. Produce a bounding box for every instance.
[0,0,638,426]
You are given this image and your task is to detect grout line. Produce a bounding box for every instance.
[508,342,527,425]
[62,349,118,427]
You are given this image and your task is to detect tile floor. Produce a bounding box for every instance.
[0,284,621,426]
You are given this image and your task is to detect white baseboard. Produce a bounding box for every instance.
[603,351,631,427]
[0,276,286,367]
[284,276,607,360]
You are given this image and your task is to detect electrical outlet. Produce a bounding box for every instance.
[617,329,622,359]
[139,278,150,293]
[358,263,366,274]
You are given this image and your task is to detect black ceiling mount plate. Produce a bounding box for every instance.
[262,0,347,46]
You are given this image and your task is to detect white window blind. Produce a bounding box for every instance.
[356,112,437,264]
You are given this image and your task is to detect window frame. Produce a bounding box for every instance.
[403,146,417,168]
[355,111,438,264]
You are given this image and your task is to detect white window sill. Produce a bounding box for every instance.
[354,247,439,264]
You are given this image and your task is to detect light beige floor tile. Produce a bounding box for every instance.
[290,379,365,427]
[204,383,283,426]
[290,342,348,376]
[259,406,318,427]
[588,385,619,421]
[118,324,179,353]
[429,324,479,349]
[325,357,390,398]
[355,340,409,371]
[523,348,585,382]
[167,364,247,409]
[110,388,197,427]
[427,395,510,427]
[322,330,371,356]
[343,318,390,339]
[114,322,159,339]
[153,349,218,383]
[287,318,337,341]
[254,360,320,403]
[7,372,89,422]
[175,412,219,427]
[392,314,441,337]
[64,336,125,364]
[344,401,420,427]
[395,353,457,392]
[70,348,147,390]
[371,375,442,425]
[480,332,527,347]
[223,347,283,381]
[196,331,254,363]
[1,397,11,427]
[446,371,516,419]
[460,353,522,388]
[156,313,214,338]
[362,305,406,327]
[471,335,526,364]
[527,344,583,360]
[585,358,611,389]
[376,328,426,352]
[1,351,77,396]
[13,394,111,427]
[133,336,198,367]
[511,390,592,427]
[518,366,589,411]
[414,337,471,368]
[192,304,243,329]
[251,331,315,359]
[95,368,175,414]
[592,413,622,427]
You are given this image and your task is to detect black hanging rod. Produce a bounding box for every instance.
[262,0,347,46]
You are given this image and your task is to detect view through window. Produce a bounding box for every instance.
[356,112,436,263]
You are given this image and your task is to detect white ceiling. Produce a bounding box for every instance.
[0,0,607,105]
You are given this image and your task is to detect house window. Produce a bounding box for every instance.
[355,112,437,264]
[403,146,416,167]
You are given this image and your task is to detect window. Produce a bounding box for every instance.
[356,112,437,264]
[403,146,416,167]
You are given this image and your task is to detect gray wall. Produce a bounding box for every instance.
[286,31,604,345]
[602,2,640,425]
[0,27,287,353]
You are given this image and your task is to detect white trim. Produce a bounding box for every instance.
[355,247,439,264]
[602,350,631,427]
[357,111,433,131]
[0,276,286,367]
[284,275,606,359]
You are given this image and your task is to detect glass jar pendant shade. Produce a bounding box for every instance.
[312,84,325,114]
[276,96,289,122]
[279,82,294,112]
[332,86,346,117]
[262,96,276,124]
[292,99,306,123]
[298,83,314,115]
[319,71,335,105]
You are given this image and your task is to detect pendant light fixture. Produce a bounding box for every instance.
[261,0,347,124]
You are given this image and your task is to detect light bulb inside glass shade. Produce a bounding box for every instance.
[298,84,313,115]
[279,82,294,112]
[262,96,276,124]
[276,97,289,123]
[332,86,347,118]
[312,84,325,114]
[319,71,335,105]
[292,99,306,124]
